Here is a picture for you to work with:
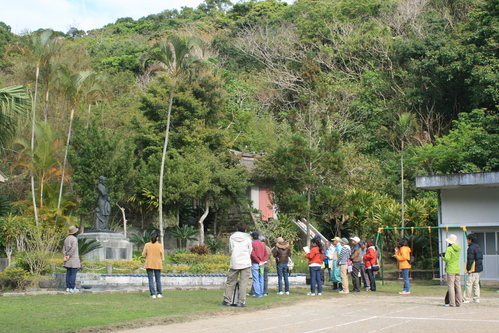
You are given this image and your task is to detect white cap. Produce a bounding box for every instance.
[350,236,360,243]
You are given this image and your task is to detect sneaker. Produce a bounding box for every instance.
[264,293,268,296]
[306,292,315,296]
[445,304,450,307]
[473,299,480,303]
[66,288,70,292]
[219,301,231,306]
[317,293,322,296]
[72,288,79,293]
[339,290,349,294]
[157,294,163,298]
[366,287,371,291]
[277,291,284,295]
[462,299,470,303]
[150,295,157,299]
[236,302,246,308]
[399,291,410,294]
[285,291,290,295]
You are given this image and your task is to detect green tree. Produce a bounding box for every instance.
[0,85,30,150]
[69,119,134,227]
[6,29,60,225]
[139,35,203,245]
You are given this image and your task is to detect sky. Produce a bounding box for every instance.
[1,0,207,34]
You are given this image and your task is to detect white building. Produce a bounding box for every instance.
[416,172,499,282]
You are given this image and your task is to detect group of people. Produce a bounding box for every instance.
[442,233,483,307]
[64,223,483,308]
[220,223,294,307]
[306,236,378,295]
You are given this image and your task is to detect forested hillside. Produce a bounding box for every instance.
[1,0,498,244]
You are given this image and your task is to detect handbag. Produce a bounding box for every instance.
[287,257,294,271]
[371,264,380,272]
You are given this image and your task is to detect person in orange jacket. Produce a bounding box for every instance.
[394,238,412,294]
[305,237,324,295]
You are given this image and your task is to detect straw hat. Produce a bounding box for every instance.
[332,237,341,242]
[446,234,458,245]
[68,225,79,235]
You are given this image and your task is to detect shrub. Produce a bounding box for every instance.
[204,237,226,254]
[0,266,31,291]
[189,245,208,255]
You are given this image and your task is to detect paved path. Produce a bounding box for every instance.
[117,294,499,333]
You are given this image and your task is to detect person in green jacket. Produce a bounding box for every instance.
[442,234,462,307]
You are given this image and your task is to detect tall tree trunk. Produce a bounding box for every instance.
[158,85,175,246]
[44,88,50,123]
[198,198,209,245]
[31,65,40,225]
[57,108,74,221]
[306,186,311,248]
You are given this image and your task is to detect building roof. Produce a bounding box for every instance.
[416,171,499,190]
[228,149,264,171]
[0,170,7,183]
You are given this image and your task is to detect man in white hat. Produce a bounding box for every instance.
[350,236,362,292]
[63,225,81,293]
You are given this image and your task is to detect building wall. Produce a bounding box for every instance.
[441,187,499,226]
[440,187,499,281]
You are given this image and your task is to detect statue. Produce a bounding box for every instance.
[95,176,111,231]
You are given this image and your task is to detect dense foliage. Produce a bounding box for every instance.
[1,0,497,260]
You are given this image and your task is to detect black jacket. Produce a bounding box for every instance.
[466,242,483,273]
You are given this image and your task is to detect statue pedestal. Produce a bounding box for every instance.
[79,232,132,261]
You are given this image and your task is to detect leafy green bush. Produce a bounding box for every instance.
[0,266,31,291]
[204,237,226,254]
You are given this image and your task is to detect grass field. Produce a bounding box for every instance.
[0,280,496,333]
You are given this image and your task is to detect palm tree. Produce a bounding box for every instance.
[12,122,65,211]
[57,68,102,213]
[0,85,30,149]
[395,112,417,237]
[140,35,203,245]
[6,30,60,225]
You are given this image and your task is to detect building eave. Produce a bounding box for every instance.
[415,171,499,191]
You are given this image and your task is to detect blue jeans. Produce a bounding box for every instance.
[251,264,264,297]
[277,263,289,292]
[309,266,322,294]
[66,268,78,289]
[147,269,162,296]
[401,268,410,292]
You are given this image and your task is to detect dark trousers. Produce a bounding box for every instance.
[146,269,162,296]
[277,263,289,292]
[65,268,78,289]
[351,262,361,292]
[367,268,376,291]
[310,266,323,294]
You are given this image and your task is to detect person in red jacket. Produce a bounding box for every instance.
[363,238,377,291]
[250,232,268,298]
[306,238,324,295]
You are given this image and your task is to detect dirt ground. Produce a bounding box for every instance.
[116,292,499,333]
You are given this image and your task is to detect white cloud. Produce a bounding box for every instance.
[1,0,205,34]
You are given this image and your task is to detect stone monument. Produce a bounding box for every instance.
[78,176,132,261]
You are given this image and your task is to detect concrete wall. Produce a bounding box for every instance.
[53,273,307,290]
[441,187,499,226]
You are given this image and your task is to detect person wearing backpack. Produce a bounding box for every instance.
[394,238,412,294]
[272,237,291,295]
